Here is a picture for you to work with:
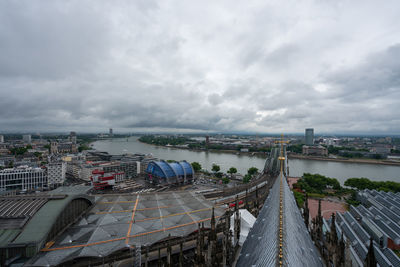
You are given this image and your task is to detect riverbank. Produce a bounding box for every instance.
[288,154,400,166]
[92,138,400,183]
[137,140,268,157]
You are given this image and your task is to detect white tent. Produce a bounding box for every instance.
[230,209,256,246]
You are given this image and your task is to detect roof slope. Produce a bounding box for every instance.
[237,174,323,267]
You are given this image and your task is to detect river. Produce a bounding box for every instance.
[91,137,400,185]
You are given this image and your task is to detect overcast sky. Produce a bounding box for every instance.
[1,1,400,134]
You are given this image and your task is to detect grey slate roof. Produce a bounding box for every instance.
[237,174,323,267]
[334,189,400,267]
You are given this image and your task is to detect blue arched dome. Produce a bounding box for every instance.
[145,161,194,184]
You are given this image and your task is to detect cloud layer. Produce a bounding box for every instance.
[1,0,400,134]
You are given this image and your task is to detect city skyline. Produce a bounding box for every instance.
[1,1,400,134]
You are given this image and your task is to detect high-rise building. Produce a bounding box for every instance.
[0,135,4,143]
[0,166,48,192]
[22,134,31,144]
[305,128,314,145]
[109,128,113,137]
[46,162,67,186]
[70,131,77,144]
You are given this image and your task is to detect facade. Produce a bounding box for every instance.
[0,166,48,192]
[57,142,77,153]
[102,160,139,178]
[50,142,58,154]
[305,128,314,145]
[50,142,77,154]
[90,169,125,190]
[46,162,67,186]
[22,134,32,144]
[302,145,328,156]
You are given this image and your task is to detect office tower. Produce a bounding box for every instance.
[305,128,314,145]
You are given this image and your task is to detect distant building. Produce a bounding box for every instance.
[102,160,139,179]
[305,128,314,145]
[0,166,48,192]
[109,128,113,137]
[302,145,328,156]
[0,135,4,143]
[370,145,391,154]
[70,131,77,144]
[22,134,31,144]
[51,142,77,154]
[46,162,67,187]
[50,142,58,154]
[90,169,125,190]
[338,150,388,159]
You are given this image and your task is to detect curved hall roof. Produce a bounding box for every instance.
[146,161,193,178]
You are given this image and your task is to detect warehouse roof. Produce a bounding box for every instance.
[28,191,224,266]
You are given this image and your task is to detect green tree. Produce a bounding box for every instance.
[212,164,220,173]
[243,174,252,183]
[247,167,258,176]
[344,178,375,190]
[78,144,90,152]
[287,144,303,153]
[222,177,230,184]
[293,191,305,207]
[44,144,51,152]
[191,162,202,172]
[227,167,237,178]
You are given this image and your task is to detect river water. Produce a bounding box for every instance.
[92,137,400,184]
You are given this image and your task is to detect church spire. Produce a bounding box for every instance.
[365,237,377,267]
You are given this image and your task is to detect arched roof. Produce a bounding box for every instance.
[9,186,94,249]
[146,161,193,178]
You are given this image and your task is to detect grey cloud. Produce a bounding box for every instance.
[0,1,113,79]
[1,1,400,134]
